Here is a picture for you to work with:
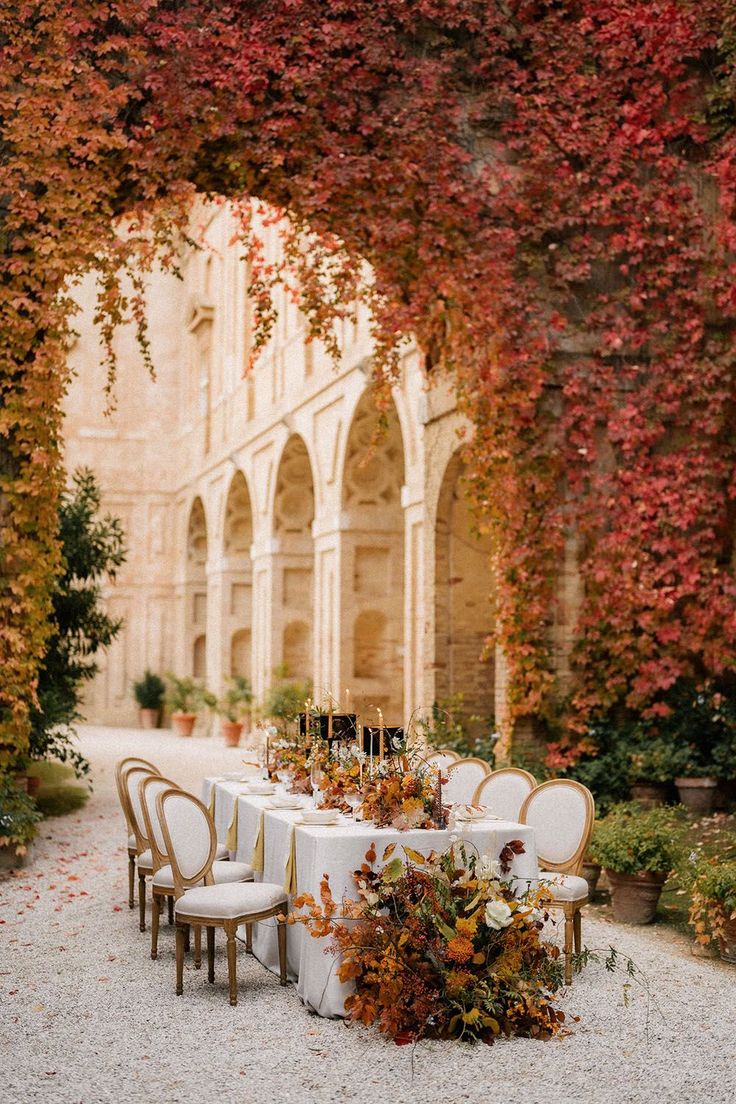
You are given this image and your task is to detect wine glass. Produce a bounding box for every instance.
[310,762,325,806]
[276,768,293,793]
[344,792,363,820]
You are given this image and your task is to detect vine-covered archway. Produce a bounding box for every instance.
[2,1,736,764]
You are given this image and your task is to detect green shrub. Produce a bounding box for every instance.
[133,670,166,710]
[0,775,42,854]
[217,675,253,721]
[588,802,686,875]
[36,785,89,818]
[165,674,215,714]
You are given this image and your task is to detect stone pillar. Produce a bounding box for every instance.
[250,536,277,704]
[312,513,344,704]
[401,486,425,729]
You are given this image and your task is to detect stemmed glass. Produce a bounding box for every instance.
[276,768,293,794]
[310,762,325,807]
[344,792,363,820]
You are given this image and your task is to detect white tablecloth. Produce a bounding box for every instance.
[202,777,539,1018]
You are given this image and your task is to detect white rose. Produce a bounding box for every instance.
[477,855,501,881]
[484,899,513,930]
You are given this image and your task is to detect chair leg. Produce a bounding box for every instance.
[183,925,190,953]
[128,854,136,909]
[194,925,202,969]
[563,907,574,985]
[175,924,185,996]
[207,926,215,983]
[225,924,238,1006]
[277,910,287,986]
[245,923,253,954]
[167,895,174,926]
[138,872,147,932]
[151,894,161,960]
[573,906,582,955]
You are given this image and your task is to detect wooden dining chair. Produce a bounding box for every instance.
[472,767,537,821]
[443,757,492,806]
[140,774,254,961]
[156,787,289,1007]
[519,779,595,985]
[425,748,461,772]
[115,757,160,909]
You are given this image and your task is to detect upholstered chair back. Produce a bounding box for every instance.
[519,780,595,875]
[140,774,180,870]
[444,757,491,806]
[115,757,159,832]
[473,768,537,822]
[124,766,158,849]
[156,788,217,897]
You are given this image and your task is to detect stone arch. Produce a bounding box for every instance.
[222,470,254,686]
[434,452,495,730]
[272,435,315,681]
[340,391,405,722]
[185,496,208,679]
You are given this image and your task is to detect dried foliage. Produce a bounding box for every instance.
[291,842,566,1043]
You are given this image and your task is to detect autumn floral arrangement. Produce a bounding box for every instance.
[292,841,565,1043]
[270,733,312,794]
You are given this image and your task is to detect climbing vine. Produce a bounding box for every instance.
[2,0,736,762]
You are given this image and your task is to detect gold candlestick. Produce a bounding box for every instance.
[378,708,385,760]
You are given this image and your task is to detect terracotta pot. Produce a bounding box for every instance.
[718,914,736,964]
[630,782,669,809]
[26,775,41,798]
[582,861,602,899]
[171,711,196,737]
[605,869,667,924]
[139,708,159,730]
[221,720,243,748]
[0,843,33,871]
[674,777,717,815]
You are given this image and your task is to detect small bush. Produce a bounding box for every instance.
[588,802,686,875]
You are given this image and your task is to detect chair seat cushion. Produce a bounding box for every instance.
[152,861,254,891]
[541,871,589,901]
[137,849,153,872]
[175,882,287,920]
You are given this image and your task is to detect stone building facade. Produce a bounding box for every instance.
[62,204,522,734]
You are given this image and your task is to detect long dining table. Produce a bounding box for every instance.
[202,776,539,1018]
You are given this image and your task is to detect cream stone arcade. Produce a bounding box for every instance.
[62,204,525,735]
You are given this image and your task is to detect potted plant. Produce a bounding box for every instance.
[216,675,253,747]
[133,670,166,729]
[0,773,42,870]
[165,674,215,737]
[689,856,736,964]
[639,680,736,815]
[627,735,675,807]
[588,802,685,924]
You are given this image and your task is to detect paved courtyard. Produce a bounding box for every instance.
[1,726,734,1104]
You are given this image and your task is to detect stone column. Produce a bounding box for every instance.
[401,486,425,729]
[312,513,344,704]
[250,536,277,704]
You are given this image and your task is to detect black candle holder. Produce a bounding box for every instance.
[298,712,359,746]
[362,725,404,758]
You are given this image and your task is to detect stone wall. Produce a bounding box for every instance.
[62,203,551,736]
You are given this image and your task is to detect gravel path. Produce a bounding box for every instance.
[1,725,734,1104]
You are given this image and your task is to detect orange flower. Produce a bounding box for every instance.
[445,969,474,996]
[456,914,479,938]
[446,935,474,964]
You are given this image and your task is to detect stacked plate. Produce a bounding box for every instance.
[298,809,340,825]
[243,781,277,795]
[267,794,304,810]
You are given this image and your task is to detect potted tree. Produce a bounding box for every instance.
[588,803,685,924]
[133,670,166,729]
[217,675,253,747]
[689,857,736,964]
[0,774,42,870]
[166,675,214,737]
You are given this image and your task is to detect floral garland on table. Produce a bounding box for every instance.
[270,736,312,795]
[291,842,565,1044]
